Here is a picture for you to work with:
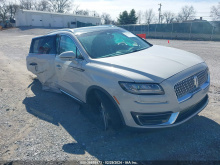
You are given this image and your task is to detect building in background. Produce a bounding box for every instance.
[15,9,101,28]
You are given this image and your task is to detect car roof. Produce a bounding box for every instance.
[32,25,122,40]
[72,25,119,34]
[47,25,120,35]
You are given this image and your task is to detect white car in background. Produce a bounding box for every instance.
[26,25,210,130]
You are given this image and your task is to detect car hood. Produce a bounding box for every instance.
[91,45,204,83]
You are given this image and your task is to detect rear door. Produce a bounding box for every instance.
[26,35,58,88]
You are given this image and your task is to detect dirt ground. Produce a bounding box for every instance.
[0,27,220,162]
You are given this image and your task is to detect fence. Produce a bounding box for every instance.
[118,21,220,41]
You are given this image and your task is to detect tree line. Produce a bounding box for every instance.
[120,4,220,25]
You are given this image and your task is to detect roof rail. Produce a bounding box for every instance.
[100,25,116,27]
[47,29,73,34]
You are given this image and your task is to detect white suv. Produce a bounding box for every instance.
[26,25,210,130]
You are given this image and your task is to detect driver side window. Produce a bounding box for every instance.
[59,35,82,58]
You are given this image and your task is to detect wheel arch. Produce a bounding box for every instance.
[86,85,125,125]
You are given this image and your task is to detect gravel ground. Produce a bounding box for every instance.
[0,27,220,162]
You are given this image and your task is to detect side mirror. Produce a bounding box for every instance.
[59,51,76,60]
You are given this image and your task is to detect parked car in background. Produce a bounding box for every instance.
[26,25,210,130]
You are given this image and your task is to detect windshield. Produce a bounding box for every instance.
[76,29,151,59]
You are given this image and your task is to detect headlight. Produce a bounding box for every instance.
[119,82,164,95]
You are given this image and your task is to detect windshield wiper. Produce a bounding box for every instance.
[98,47,148,58]
[129,47,147,53]
[100,52,123,58]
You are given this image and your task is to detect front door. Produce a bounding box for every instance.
[55,35,84,100]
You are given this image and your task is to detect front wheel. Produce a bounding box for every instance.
[99,102,109,131]
[91,90,123,131]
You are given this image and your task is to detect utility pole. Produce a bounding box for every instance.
[158,3,162,24]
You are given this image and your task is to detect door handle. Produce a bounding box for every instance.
[69,66,85,72]
[29,62,37,66]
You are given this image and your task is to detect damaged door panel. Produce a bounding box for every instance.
[26,35,60,92]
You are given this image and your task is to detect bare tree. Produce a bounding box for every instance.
[163,11,175,24]
[19,0,36,10]
[0,0,19,23]
[73,4,80,14]
[8,3,19,19]
[177,5,196,21]
[211,2,220,21]
[0,0,9,22]
[35,0,51,12]
[73,5,100,17]
[144,9,155,24]
[137,10,143,24]
[75,9,89,16]
[48,0,73,13]
[101,13,112,24]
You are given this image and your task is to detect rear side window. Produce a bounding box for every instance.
[30,35,57,54]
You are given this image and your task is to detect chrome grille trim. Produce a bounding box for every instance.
[174,68,209,102]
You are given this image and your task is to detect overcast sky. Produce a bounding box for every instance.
[75,0,219,21]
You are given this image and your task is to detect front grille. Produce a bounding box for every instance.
[175,95,208,123]
[174,68,208,99]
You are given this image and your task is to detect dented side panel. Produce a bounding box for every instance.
[26,34,61,93]
[26,54,60,93]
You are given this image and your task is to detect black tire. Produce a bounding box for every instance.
[93,90,123,131]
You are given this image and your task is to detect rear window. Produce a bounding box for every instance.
[30,35,57,54]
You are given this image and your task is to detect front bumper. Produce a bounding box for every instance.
[131,95,208,128]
